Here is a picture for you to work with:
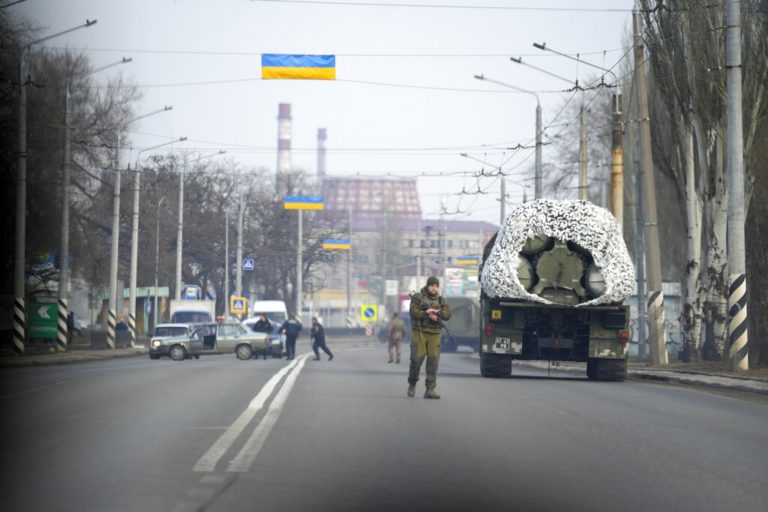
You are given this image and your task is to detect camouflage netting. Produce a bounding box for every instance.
[480,199,636,306]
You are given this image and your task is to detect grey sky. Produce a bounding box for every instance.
[15,0,633,224]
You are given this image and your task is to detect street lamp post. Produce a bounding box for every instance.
[57,57,131,352]
[154,196,166,331]
[129,137,187,347]
[13,19,97,356]
[474,74,543,200]
[175,150,225,301]
[106,106,172,350]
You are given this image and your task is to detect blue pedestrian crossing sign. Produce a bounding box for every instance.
[230,296,247,315]
[242,258,255,271]
[360,304,378,323]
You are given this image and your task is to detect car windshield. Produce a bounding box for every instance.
[154,326,189,337]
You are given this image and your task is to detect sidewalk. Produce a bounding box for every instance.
[510,359,768,396]
[0,344,148,368]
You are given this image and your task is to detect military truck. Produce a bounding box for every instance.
[479,200,634,381]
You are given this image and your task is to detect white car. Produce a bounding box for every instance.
[149,324,194,359]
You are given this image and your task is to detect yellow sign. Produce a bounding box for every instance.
[230,295,247,315]
[491,309,502,320]
[360,304,378,323]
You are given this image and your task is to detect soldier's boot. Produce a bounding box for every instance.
[396,358,400,364]
[424,389,441,399]
[407,384,416,398]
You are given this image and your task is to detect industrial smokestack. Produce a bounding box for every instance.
[317,128,327,184]
[276,103,292,194]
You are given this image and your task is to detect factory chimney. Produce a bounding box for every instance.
[276,103,292,194]
[317,128,327,185]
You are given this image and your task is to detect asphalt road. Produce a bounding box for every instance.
[1,340,766,512]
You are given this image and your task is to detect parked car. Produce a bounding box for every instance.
[149,322,269,361]
[242,315,285,358]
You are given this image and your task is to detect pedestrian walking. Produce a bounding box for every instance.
[279,315,303,360]
[310,317,334,361]
[407,276,451,399]
[386,312,406,364]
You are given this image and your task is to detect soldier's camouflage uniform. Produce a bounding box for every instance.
[408,287,451,391]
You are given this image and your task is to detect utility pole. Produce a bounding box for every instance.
[634,148,648,361]
[634,9,667,365]
[13,19,97,356]
[295,209,302,318]
[56,83,71,352]
[130,137,186,347]
[58,57,131,352]
[578,103,589,201]
[236,194,244,298]
[534,102,543,199]
[725,0,748,370]
[346,206,352,323]
[107,134,121,350]
[224,210,229,317]
[500,177,506,225]
[611,93,624,231]
[175,155,186,301]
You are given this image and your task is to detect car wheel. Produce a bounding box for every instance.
[169,344,187,361]
[236,344,254,360]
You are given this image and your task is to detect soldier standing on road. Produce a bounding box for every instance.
[279,316,303,360]
[408,276,451,399]
[310,317,334,361]
[386,312,406,364]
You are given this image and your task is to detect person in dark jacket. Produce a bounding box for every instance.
[251,314,273,334]
[279,316,303,360]
[310,317,334,361]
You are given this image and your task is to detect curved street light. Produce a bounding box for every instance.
[128,137,187,347]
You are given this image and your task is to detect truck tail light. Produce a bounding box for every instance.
[618,330,630,344]
[484,323,494,337]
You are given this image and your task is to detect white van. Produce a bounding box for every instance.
[242,301,289,357]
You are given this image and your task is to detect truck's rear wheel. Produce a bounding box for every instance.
[586,358,626,382]
[480,353,512,378]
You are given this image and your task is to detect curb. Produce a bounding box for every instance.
[0,348,148,368]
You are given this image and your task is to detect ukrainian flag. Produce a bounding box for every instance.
[262,54,336,80]
[323,239,351,250]
[455,257,479,265]
[284,195,325,210]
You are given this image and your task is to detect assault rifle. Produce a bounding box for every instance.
[408,290,459,346]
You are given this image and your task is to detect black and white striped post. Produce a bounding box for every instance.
[647,289,668,364]
[128,312,136,347]
[13,298,25,355]
[107,309,116,350]
[56,298,68,352]
[725,1,749,370]
[728,274,748,370]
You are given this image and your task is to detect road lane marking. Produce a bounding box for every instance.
[227,354,309,472]
[193,357,303,472]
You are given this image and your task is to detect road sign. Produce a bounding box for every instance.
[360,304,378,323]
[242,258,255,271]
[28,302,57,339]
[230,295,247,315]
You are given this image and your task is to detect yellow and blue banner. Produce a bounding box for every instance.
[322,239,351,250]
[262,54,336,80]
[455,257,479,265]
[284,195,325,210]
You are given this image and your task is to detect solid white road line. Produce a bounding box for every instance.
[193,357,303,472]
[227,354,310,472]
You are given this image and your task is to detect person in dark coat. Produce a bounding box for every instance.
[279,316,303,360]
[251,314,273,334]
[310,317,333,361]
